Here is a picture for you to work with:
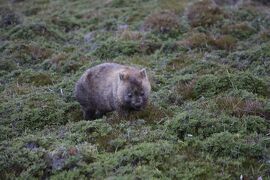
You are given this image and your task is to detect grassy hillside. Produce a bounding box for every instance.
[0,0,270,179]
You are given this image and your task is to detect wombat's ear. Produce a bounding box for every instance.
[119,72,128,81]
[140,68,147,78]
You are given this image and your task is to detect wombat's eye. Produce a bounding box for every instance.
[128,93,132,98]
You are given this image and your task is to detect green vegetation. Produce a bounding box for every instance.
[0,0,269,179]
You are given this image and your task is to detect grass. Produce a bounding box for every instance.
[0,0,270,179]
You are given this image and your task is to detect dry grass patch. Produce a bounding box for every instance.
[212,35,237,50]
[187,0,225,27]
[143,10,180,34]
[222,22,256,39]
[215,96,264,117]
[166,55,195,71]
[158,0,189,13]
[118,30,143,41]
[178,33,213,49]
[174,79,197,100]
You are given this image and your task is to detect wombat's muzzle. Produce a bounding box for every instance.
[131,101,145,110]
[133,104,142,110]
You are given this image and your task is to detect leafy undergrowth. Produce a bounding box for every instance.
[1,0,270,179]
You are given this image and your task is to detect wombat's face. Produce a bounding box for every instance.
[123,86,148,110]
[118,69,151,110]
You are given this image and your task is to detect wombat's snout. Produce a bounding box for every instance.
[131,99,144,110]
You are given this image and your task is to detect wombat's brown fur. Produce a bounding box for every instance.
[75,63,151,120]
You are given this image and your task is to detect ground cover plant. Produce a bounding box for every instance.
[0,0,270,179]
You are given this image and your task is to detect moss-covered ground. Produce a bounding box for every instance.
[0,0,270,179]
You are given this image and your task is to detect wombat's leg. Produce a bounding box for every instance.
[83,108,96,120]
[116,108,129,119]
[95,110,105,119]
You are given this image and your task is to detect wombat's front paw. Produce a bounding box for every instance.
[83,109,96,120]
[116,109,130,119]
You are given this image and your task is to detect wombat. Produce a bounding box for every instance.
[75,63,151,120]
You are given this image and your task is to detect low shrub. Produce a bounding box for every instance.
[178,33,213,49]
[6,22,65,41]
[143,10,180,35]
[194,73,268,98]
[222,22,256,39]
[0,8,22,27]
[211,35,237,50]
[187,0,225,27]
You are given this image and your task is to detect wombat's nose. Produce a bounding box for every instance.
[134,103,142,109]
